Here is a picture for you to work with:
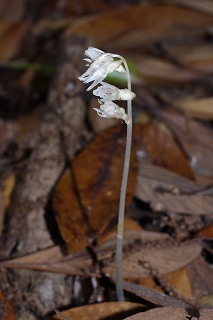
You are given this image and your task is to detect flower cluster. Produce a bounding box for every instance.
[78,47,135,124]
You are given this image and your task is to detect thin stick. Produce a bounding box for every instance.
[114,57,132,301]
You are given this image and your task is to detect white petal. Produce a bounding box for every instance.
[119,89,136,101]
[85,47,104,61]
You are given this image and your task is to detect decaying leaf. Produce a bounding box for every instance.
[0,231,200,281]
[138,267,193,302]
[130,55,199,84]
[52,169,91,253]
[0,21,31,61]
[186,256,213,307]
[177,96,213,120]
[164,268,193,301]
[136,162,213,215]
[52,302,144,320]
[0,291,15,320]
[135,123,194,179]
[1,175,16,210]
[123,282,187,308]
[72,124,137,237]
[99,239,201,279]
[67,5,213,48]
[153,109,213,177]
[168,0,213,15]
[122,306,205,320]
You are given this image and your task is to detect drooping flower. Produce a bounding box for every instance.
[83,47,104,65]
[93,101,129,124]
[93,82,136,102]
[78,47,126,91]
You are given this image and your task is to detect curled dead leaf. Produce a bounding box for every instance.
[72,124,137,237]
[52,302,144,320]
[136,162,213,215]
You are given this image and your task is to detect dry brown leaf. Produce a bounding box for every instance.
[177,96,213,120]
[167,0,213,15]
[154,110,213,177]
[0,21,11,37]
[67,5,213,48]
[52,302,144,320]
[122,306,204,320]
[0,232,199,280]
[197,225,213,238]
[131,55,199,84]
[135,123,194,179]
[98,216,143,245]
[72,124,137,236]
[199,309,213,319]
[136,162,213,215]
[99,239,201,279]
[2,175,16,210]
[0,191,4,235]
[138,268,193,301]
[0,21,31,61]
[52,169,91,253]
[123,282,188,308]
[164,268,193,301]
[0,291,15,320]
[0,0,25,22]
[174,44,213,73]
[186,256,213,307]
[0,246,92,276]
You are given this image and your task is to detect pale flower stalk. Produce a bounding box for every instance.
[78,47,135,301]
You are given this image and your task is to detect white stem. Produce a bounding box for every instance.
[113,56,132,301]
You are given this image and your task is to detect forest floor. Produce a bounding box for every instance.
[0,1,213,319]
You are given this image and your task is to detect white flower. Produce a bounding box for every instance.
[93,101,130,124]
[93,82,136,102]
[83,47,104,64]
[78,47,126,91]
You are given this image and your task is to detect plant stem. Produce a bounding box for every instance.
[115,57,132,301]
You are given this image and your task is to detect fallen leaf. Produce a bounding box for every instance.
[0,291,15,320]
[186,256,213,307]
[135,123,194,179]
[0,0,25,22]
[138,267,193,301]
[0,246,91,276]
[67,5,213,48]
[122,306,201,320]
[99,239,201,279]
[164,268,193,300]
[72,124,137,237]
[168,0,213,15]
[153,109,213,177]
[52,169,91,253]
[173,44,213,73]
[136,162,213,215]
[0,191,4,235]
[0,232,199,280]
[2,175,15,210]
[199,309,213,319]
[98,216,143,245]
[123,282,188,308]
[52,302,144,320]
[177,96,213,120]
[0,21,31,61]
[131,55,199,85]
[197,225,213,238]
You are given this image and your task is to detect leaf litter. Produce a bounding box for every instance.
[0,1,213,319]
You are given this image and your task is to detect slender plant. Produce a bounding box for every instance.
[78,47,135,301]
